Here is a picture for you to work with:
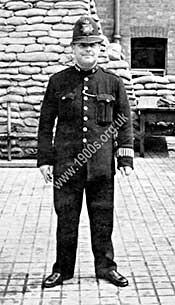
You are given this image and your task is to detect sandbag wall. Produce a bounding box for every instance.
[132,73,175,144]
[0,0,97,159]
[104,45,138,135]
[133,73,175,97]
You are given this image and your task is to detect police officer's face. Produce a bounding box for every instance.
[72,42,101,69]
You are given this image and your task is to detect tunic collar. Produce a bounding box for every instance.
[75,64,98,74]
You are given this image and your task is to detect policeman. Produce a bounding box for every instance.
[37,16,134,288]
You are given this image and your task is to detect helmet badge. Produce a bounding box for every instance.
[81,19,94,36]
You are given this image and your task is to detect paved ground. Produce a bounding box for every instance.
[0,153,175,305]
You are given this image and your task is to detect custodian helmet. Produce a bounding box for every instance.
[72,16,103,44]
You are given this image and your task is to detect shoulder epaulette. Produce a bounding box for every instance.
[100,66,120,78]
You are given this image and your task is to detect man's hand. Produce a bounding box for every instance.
[119,166,132,176]
[40,165,53,183]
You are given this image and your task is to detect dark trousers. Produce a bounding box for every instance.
[53,165,117,278]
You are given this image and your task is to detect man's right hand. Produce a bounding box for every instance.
[40,165,53,183]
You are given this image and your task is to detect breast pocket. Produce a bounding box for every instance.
[57,92,76,120]
[96,94,115,126]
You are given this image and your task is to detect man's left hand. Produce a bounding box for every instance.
[119,166,132,176]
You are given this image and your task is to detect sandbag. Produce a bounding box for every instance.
[25,44,44,53]
[133,84,144,90]
[28,16,44,25]
[106,60,129,69]
[0,80,10,87]
[0,9,12,18]
[116,69,131,81]
[7,17,27,25]
[135,90,157,96]
[0,67,18,74]
[19,79,44,87]
[154,75,169,84]
[24,95,43,104]
[45,45,64,53]
[6,45,25,53]
[36,1,54,9]
[24,118,39,127]
[49,30,72,38]
[144,83,158,90]
[21,111,39,119]
[15,8,47,17]
[0,89,7,96]
[27,87,45,95]
[7,87,26,95]
[133,75,155,84]
[44,16,62,24]
[5,1,32,11]
[17,52,59,62]
[166,83,175,90]
[0,52,16,61]
[54,1,89,9]
[0,94,23,103]
[42,65,66,74]
[16,23,51,32]
[0,37,35,44]
[167,75,175,83]
[19,66,41,75]
[37,37,58,44]
[157,89,174,96]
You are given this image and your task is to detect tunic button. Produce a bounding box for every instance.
[84,86,88,91]
[83,116,88,121]
[84,77,89,81]
[83,96,88,101]
[84,105,88,111]
[83,138,87,143]
[83,127,88,132]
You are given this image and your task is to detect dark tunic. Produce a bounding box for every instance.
[37,65,133,178]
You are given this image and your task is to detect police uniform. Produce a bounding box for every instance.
[37,16,134,285]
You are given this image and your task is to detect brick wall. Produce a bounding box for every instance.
[95,0,114,40]
[120,0,175,74]
[96,0,175,74]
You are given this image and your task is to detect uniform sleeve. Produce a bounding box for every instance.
[114,77,134,169]
[37,76,58,167]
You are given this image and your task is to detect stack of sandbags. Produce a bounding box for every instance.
[100,42,138,134]
[133,73,175,98]
[132,73,175,144]
[103,42,137,108]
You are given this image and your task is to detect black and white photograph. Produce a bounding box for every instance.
[0,1,175,305]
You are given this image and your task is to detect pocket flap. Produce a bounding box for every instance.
[97,94,115,102]
[55,91,76,100]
